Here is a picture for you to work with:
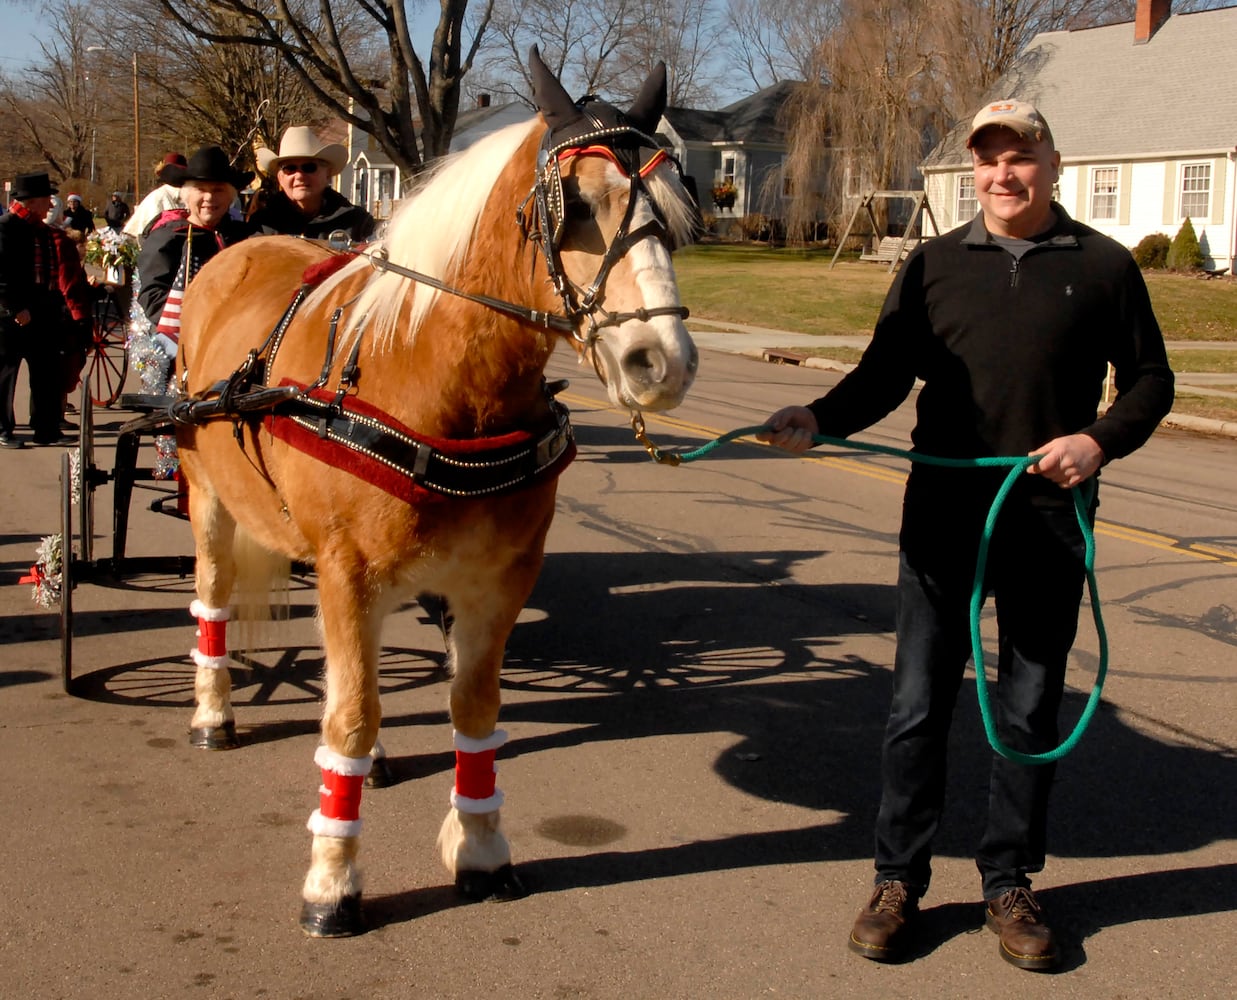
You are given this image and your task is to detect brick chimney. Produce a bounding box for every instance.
[1135,0,1171,43]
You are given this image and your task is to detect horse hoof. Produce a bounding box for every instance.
[455,863,528,902]
[365,756,394,789]
[299,895,364,937]
[189,721,239,750]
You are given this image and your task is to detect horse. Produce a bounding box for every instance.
[171,48,698,937]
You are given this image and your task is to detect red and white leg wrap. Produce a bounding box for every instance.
[450,729,507,814]
[307,746,373,839]
[189,599,230,670]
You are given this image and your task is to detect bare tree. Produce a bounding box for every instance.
[724,0,840,91]
[475,0,721,108]
[149,0,496,183]
[0,0,99,180]
[476,0,635,104]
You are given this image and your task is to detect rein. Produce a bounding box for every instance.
[632,420,1108,766]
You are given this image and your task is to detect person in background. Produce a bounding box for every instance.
[0,172,89,447]
[125,152,187,241]
[64,193,95,233]
[103,191,131,232]
[250,125,375,242]
[759,99,1174,972]
[136,146,253,370]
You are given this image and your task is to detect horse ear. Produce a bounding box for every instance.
[625,62,667,134]
[529,45,580,134]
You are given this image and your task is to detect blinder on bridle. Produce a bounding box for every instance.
[519,94,691,349]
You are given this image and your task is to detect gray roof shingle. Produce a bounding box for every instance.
[926,8,1237,167]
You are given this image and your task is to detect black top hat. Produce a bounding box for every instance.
[12,172,59,200]
[162,145,253,190]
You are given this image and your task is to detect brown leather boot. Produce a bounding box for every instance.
[985,887,1060,971]
[848,880,918,962]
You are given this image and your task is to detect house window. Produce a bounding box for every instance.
[956,175,976,221]
[722,154,736,187]
[843,164,861,199]
[1090,167,1118,222]
[1180,162,1211,219]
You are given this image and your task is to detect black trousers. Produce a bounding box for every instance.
[0,320,21,436]
[872,468,1095,900]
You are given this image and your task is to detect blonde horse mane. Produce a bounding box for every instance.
[306,114,699,351]
[306,117,542,349]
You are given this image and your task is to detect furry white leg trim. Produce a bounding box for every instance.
[453,729,508,753]
[307,809,363,839]
[189,599,230,621]
[315,746,375,777]
[191,649,230,670]
[451,789,506,814]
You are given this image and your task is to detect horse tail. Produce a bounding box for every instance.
[229,524,292,659]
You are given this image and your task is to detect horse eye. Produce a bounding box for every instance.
[564,198,594,223]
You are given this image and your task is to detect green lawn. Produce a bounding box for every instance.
[673,244,1237,423]
[673,245,1237,343]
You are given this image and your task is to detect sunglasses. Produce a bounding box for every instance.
[279,161,321,175]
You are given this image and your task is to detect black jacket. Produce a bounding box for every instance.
[808,206,1174,465]
[249,187,376,242]
[103,198,131,229]
[136,214,253,328]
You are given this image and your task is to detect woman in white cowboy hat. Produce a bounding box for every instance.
[249,125,375,242]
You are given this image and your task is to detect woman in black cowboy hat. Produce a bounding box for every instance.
[136,146,254,366]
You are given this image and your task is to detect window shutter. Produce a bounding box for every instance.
[1162,161,1177,226]
[1119,163,1132,226]
[1211,158,1226,226]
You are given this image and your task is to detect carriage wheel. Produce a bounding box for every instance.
[60,451,77,695]
[76,379,97,566]
[88,289,129,407]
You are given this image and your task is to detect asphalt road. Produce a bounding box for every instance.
[0,347,1233,999]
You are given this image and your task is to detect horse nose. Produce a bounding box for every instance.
[621,339,697,401]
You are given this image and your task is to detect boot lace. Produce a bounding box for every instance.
[871,881,910,913]
[1001,887,1043,923]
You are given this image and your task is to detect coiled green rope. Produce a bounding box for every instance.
[665,424,1107,765]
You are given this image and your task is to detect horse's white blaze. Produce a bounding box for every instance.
[591,195,696,411]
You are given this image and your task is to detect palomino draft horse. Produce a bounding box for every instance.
[171,49,698,936]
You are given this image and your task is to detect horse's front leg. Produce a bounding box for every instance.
[300,559,384,937]
[185,472,239,750]
[436,598,528,902]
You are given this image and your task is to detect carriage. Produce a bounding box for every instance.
[40,49,699,937]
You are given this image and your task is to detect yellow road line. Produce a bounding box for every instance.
[565,395,1237,566]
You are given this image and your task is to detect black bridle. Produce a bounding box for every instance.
[518,113,691,351]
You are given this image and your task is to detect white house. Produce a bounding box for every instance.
[921,0,1237,271]
[339,97,533,220]
[656,82,814,229]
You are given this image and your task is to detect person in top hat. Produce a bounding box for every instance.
[125,152,188,241]
[759,98,1174,971]
[137,146,254,368]
[249,125,375,242]
[0,172,90,446]
[64,193,95,233]
[103,190,131,231]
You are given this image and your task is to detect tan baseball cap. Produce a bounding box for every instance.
[966,100,1054,148]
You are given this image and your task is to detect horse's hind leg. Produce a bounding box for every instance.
[299,555,385,937]
[186,472,239,750]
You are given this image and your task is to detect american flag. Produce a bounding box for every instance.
[154,250,188,346]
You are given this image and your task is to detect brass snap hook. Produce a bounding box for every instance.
[630,411,681,466]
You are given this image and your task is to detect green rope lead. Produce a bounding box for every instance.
[671,425,1107,765]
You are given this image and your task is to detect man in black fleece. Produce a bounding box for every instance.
[760,100,1174,971]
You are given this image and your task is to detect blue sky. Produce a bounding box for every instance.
[0,2,441,73]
